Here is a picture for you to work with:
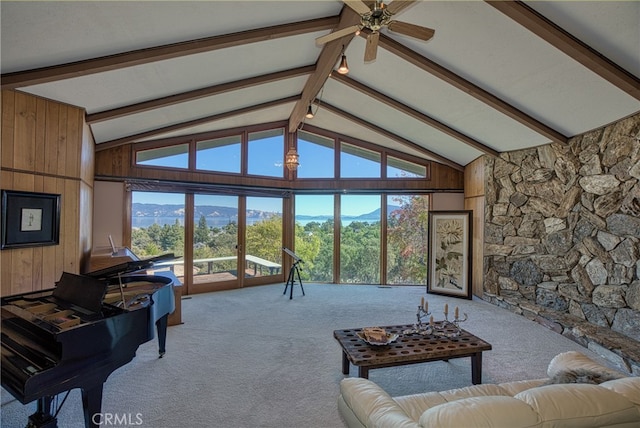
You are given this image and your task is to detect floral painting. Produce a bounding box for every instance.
[427,211,472,299]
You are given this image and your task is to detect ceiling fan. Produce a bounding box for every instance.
[316,0,435,63]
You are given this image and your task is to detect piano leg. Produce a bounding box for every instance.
[81,385,103,428]
[156,314,168,358]
[27,396,58,428]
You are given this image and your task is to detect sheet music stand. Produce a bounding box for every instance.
[283,247,305,299]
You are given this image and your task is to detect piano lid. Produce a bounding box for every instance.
[85,247,175,281]
[52,272,108,313]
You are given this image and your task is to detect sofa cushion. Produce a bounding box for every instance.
[393,393,447,422]
[600,377,640,407]
[418,396,542,428]
[515,383,640,428]
[340,378,420,428]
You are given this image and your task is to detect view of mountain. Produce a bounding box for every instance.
[131,203,400,227]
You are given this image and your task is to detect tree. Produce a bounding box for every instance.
[194,215,210,245]
[246,215,282,263]
[386,195,430,284]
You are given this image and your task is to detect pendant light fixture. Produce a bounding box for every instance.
[337,45,349,75]
[285,146,300,171]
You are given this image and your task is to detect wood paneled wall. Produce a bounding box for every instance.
[464,156,485,297]
[1,90,94,296]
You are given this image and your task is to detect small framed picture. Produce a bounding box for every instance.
[1,190,61,249]
[427,210,472,299]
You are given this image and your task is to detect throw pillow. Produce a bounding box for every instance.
[544,368,620,385]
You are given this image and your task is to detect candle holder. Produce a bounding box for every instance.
[403,305,469,337]
[436,311,469,338]
[402,304,434,335]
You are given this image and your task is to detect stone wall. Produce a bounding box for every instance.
[483,113,640,366]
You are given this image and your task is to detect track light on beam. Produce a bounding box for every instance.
[305,104,314,119]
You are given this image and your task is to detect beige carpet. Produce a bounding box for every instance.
[1,283,618,428]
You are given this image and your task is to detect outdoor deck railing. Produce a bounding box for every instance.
[154,255,281,276]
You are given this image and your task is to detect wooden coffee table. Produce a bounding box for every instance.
[333,323,492,383]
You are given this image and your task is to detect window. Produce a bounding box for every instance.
[196,135,241,173]
[340,195,380,283]
[387,156,426,178]
[340,142,380,178]
[131,191,185,282]
[135,144,189,169]
[294,194,334,282]
[386,194,430,285]
[247,129,284,177]
[297,131,334,178]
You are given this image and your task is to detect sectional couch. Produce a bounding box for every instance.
[338,351,640,427]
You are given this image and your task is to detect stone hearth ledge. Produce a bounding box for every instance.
[482,292,640,376]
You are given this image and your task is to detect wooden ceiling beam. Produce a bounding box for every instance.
[95,96,299,152]
[87,65,316,123]
[373,32,569,145]
[487,0,640,101]
[1,17,338,90]
[288,8,362,133]
[331,73,500,158]
[317,100,464,171]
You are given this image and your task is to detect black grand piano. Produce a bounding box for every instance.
[1,250,176,428]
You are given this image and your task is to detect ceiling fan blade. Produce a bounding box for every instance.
[343,0,371,15]
[385,0,417,15]
[315,25,361,45]
[387,21,435,41]
[364,31,379,63]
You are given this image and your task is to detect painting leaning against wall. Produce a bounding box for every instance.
[427,210,472,300]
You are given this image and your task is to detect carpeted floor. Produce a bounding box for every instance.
[1,283,619,428]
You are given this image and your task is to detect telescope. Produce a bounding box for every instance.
[282,247,304,299]
[282,247,303,264]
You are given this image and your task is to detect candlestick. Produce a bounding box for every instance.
[424,300,428,312]
[421,297,424,308]
[444,303,448,315]
[455,306,459,319]
[429,315,434,326]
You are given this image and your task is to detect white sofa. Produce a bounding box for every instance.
[338,351,640,428]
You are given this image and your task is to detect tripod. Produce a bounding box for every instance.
[283,260,305,300]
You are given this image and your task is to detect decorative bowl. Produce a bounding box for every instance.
[356,331,399,346]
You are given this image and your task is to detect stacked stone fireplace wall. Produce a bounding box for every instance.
[483,113,640,372]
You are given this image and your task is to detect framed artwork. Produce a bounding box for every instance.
[1,190,61,249]
[427,210,472,299]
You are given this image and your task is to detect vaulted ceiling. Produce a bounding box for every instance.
[2,1,638,172]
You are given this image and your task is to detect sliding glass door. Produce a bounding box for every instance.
[244,197,283,284]
[193,194,239,288]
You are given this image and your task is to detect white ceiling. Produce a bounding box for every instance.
[2,1,639,170]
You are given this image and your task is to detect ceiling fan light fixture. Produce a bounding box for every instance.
[305,104,314,119]
[337,53,349,75]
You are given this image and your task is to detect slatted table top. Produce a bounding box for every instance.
[333,323,492,368]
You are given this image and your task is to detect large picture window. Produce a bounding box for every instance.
[127,125,435,291]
